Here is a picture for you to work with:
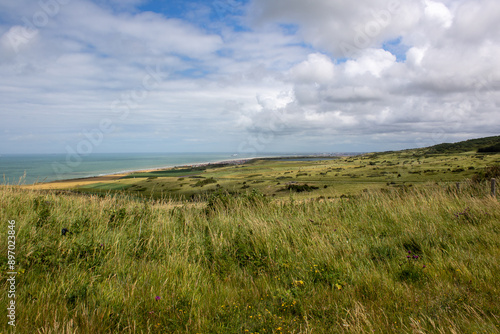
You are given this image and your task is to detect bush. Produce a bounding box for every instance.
[471,165,500,183]
[193,177,218,187]
[477,143,500,153]
[286,184,319,192]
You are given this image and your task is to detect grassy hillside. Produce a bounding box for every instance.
[3,137,500,333]
[37,148,500,201]
[417,135,500,154]
[1,181,500,333]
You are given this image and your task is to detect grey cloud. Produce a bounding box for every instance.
[249,0,423,58]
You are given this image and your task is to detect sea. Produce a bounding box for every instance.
[0,152,297,185]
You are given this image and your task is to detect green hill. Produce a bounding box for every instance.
[421,135,500,154]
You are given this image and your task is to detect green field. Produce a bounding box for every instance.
[72,148,500,201]
[1,137,500,333]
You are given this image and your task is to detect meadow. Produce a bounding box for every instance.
[29,148,500,202]
[1,138,500,333]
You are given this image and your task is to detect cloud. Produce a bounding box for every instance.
[345,49,396,78]
[424,0,453,28]
[290,53,335,84]
[238,0,500,150]
[451,0,500,43]
[0,0,499,154]
[249,0,423,58]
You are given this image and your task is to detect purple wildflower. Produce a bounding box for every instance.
[155,296,161,301]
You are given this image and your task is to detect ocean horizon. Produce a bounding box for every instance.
[0,152,350,185]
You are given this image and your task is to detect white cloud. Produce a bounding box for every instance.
[345,49,396,78]
[290,53,335,84]
[0,0,499,154]
[249,0,423,58]
[406,46,428,67]
[424,0,453,28]
[452,0,500,43]
[0,25,39,55]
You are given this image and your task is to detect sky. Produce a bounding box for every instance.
[0,0,499,155]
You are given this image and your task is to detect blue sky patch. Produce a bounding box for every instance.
[382,37,409,62]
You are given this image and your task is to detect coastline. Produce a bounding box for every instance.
[20,156,266,190]
[70,156,265,180]
[15,154,350,190]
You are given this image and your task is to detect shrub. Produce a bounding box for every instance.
[471,165,500,183]
[286,184,319,192]
[193,177,217,187]
[477,143,500,153]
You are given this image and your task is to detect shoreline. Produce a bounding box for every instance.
[53,156,266,182]
[19,156,268,189]
[14,154,350,190]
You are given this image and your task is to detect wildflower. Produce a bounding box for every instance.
[155,296,161,301]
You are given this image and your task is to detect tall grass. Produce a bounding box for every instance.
[1,184,499,333]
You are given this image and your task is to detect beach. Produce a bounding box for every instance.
[1,153,281,186]
[21,156,262,190]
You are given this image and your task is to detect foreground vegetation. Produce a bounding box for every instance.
[1,178,500,333]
